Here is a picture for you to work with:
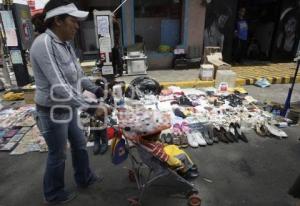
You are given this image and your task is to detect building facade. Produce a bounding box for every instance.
[77,0,206,69]
[21,0,300,68]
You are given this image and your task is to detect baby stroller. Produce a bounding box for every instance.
[122,131,201,206]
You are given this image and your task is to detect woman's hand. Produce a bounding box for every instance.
[95,104,112,118]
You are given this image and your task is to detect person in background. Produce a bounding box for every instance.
[30,0,109,204]
[233,7,248,63]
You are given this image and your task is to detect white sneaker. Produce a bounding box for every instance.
[186,132,198,148]
[193,132,207,146]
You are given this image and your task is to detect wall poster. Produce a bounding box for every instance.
[272,0,300,61]
[204,0,238,61]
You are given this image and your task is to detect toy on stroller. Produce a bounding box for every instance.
[116,106,201,206]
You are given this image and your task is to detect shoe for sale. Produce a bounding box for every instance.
[172,134,181,145]
[44,191,77,205]
[161,132,173,144]
[178,95,193,106]
[200,124,214,145]
[215,127,228,143]
[255,121,268,137]
[186,132,198,148]
[220,126,234,143]
[193,132,207,146]
[207,124,218,143]
[228,123,239,142]
[264,122,288,139]
[234,123,248,143]
[179,134,189,148]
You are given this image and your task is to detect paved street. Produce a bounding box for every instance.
[0,81,300,206]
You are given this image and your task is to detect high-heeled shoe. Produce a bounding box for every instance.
[228,123,239,142]
[234,123,248,142]
[214,127,228,143]
[220,126,234,143]
[208,124,219,143]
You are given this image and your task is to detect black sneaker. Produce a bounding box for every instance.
[44,192,77,205]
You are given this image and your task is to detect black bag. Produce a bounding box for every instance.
[125,76,162,100]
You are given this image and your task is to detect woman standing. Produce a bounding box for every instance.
[30,0,107,204]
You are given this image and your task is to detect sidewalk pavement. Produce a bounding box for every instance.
[114,62,300,88]
[1,63,300,206]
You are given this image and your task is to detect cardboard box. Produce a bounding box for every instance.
[203,47,221,63]
[207,54,231,78]
[199,64,214,81]
[215,70,237,88]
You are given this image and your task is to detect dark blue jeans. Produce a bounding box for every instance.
[36,107,94,201]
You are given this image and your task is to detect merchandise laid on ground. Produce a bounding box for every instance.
[0,105,47,155]
[0,82,291,156]
[119,85,289,149]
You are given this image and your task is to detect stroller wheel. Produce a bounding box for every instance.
[128,170,136,182]
[128,197,140,206]
[188,194,201,206]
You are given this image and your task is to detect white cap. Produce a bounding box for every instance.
[44,3,89,21]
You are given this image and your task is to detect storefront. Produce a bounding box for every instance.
[76,0,206,69]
